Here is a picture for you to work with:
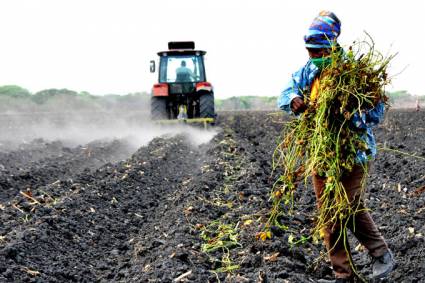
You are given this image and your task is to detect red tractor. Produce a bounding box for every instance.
[149,42,215,124]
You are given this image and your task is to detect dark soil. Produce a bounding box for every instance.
[0,110,424,283]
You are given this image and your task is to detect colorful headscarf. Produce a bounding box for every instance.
[304,11,341,49]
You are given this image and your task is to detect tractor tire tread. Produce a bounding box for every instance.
[151,97,168,120]
[199,93,215,119]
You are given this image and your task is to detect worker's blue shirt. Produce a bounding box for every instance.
[277,60,385,164]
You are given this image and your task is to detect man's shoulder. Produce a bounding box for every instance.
[293,60,318,82]
[299,60,318,75]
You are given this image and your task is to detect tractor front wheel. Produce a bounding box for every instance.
[199,93,215,118]
[151,96,168,120]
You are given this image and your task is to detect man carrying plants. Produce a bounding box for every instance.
[277,11,395,283]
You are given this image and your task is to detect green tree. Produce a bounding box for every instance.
[32,88,78,104]
[0,85,31,98]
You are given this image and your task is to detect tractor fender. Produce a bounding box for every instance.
[195,82,213,93]
[152,83,169,97]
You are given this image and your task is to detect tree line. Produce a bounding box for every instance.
[0,85,422,112]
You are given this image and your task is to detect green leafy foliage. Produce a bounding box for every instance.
[0,85,31,98]
[0,86,151,112]
[32,89,79,104]
[200,220,241,273]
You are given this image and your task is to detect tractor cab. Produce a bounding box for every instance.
[159,53,205,84]
[150,42,215,123]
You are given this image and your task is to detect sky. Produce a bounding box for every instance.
[0,0,424,98]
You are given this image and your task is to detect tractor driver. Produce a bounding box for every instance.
[175,60,196,82]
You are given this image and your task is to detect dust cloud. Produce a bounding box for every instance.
[0,96,218,152]
[389,98,421,109]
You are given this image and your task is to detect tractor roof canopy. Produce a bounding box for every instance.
[158,41,206,56]
[158,50,206,56]
[168,41,195,50]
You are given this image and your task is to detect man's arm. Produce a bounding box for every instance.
[351,101,385,130]
[277,68,307,114]
[188,69,197,80]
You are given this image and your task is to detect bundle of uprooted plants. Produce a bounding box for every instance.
[261,36,395,244]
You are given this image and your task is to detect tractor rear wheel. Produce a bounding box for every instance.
[151,96,168,120]
[199,93,215,118]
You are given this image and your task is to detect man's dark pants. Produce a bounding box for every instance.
[312,163,389,279]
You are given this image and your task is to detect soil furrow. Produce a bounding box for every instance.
[0,110,424,282]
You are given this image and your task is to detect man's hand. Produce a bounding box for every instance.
[291,97,307,114]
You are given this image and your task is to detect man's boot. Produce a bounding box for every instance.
[372,249,395,279]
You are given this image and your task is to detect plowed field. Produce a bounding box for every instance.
[1,110,424,282]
